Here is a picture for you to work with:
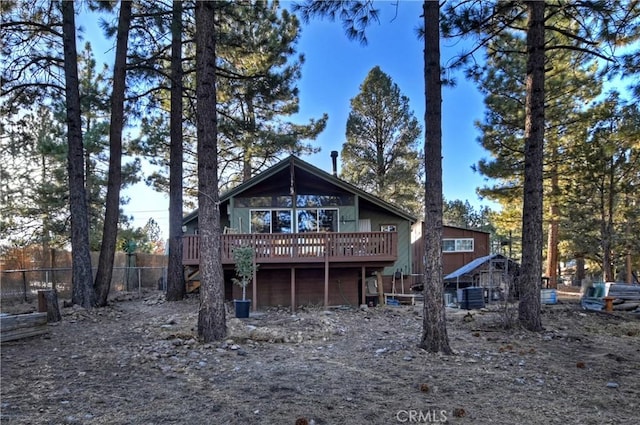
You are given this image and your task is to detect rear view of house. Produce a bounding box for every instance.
[182,155,415,310]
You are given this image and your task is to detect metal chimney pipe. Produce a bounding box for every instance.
[330,150,338,176]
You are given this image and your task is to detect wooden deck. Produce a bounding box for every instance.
[182,232,398,265]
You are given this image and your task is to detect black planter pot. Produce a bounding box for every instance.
[234,299,251,318]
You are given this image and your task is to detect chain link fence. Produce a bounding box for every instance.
[0,266,167,309]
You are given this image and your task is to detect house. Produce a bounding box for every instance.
[182,155,416,310]
[411,222,491,282]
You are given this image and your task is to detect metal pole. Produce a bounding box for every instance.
[138,268,142,298]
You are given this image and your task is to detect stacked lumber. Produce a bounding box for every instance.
[581,283,640,312]
[0,312,48,342]
[609,284,640,311]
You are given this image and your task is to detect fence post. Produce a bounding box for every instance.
[138,267,142,298]
[21,270,28,302]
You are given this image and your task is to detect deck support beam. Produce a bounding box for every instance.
[252,256,257,311]
[361,266,366,305]
[324,257,329,307]
[291,268,296,313]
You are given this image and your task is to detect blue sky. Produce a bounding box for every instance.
[86,1,495,238]
[289,1,491,202]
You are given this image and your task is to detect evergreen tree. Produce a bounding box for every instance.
[0,106,68,248]
[166,0,186,301]
[420,0,453,353]
[442,0,640,329]
[94,0,132,307]
[216,0,327,186]
[196,0,226,342]
[443,199,494,232]
[295,0,453,354]
[564,93,640,281]
[340,66,423,217]
[62,0,95,308]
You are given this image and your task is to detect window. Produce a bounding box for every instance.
[250,210,292,233]
[297,208,338,232]
[236,196,292,208]
[443,238,474,253]
[296,194,354,207]
[250,208,337,233]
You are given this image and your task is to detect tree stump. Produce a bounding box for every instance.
[38,290,62,322]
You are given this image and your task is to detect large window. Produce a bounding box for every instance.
[250,208,338,233]
[296,194,354,207]
[443,238,474,253]
[250,210,292,233]
[297,208,338,232]
[236,196,292,208]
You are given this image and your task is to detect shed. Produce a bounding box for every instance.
[444,254,520,302]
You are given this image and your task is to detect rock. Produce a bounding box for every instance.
[249,327,286,343]
[606,382,619,389]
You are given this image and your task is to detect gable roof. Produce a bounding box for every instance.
[183,155,417,225]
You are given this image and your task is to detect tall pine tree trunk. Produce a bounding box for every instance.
[62,1,95,308]
[94,1,132,306]
[518,1,544,332]
[602,158,616,282]
[419,0,452,354]
[166,0,186,301]
[546,160,559,288]
[196,0,226,341]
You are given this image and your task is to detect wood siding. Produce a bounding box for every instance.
[411,223,491,279]
[226,268,362,307]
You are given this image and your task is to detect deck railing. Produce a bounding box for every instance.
[182,232,397,265]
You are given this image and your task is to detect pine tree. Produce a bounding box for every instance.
[341,66,423,217]
[295,0,453,354]
[217,0,327,186]
[0,107,67,248]
[564,93,640,281]
[166,0,186,301]
[196,0,226,342]
[441,0,640,329]
[94,0,132,307]
[62,0,95,308]
[420,0,453,353]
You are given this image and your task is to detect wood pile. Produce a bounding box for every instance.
[609,284,640,311]
[581,283,640,312]
[0,312,48,342]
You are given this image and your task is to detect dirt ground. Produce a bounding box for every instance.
[1,290,639,425]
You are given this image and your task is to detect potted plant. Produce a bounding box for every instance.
[232,246,258,318]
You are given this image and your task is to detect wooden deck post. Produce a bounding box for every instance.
[324,257,329,308]
[361,266,366,305]
[291,268,296,313]
[376,271,384,306]
[252,256,257,312]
